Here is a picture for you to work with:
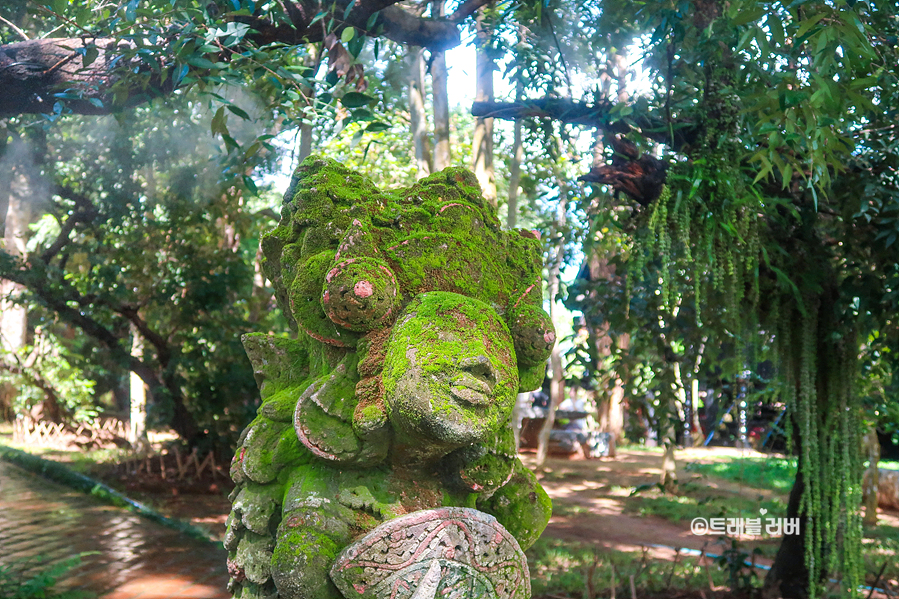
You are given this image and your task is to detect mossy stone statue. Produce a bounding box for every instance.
[227,157,555,599]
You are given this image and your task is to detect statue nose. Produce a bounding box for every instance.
[459,356,496,390]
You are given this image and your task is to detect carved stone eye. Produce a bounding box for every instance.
[321,257,399,332]
[289,251,356,347]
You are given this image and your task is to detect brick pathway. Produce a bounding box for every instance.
[0,460,230,598]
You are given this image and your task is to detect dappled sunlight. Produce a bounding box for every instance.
[102,574,225,599]
[0,461,230,598]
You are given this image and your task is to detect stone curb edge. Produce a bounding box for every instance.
[0,443,221,546]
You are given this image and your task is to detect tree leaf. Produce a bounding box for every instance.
[186,56,219,70]
[340,91,374,108]
[226,104,251,120]
[732,7,765,27]
[211,106,227,136]
[242,175,258,195]
[82,45,99,67]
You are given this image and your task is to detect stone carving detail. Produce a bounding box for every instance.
[227,157,554,599]
[330,507,529,599]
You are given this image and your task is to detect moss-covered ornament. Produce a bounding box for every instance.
[228,157,554,599]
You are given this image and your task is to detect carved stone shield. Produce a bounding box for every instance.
[329,507,530,599]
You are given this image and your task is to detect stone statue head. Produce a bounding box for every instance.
[254,156,555,467]
[229,157,554,599]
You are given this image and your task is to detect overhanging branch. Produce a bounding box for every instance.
[0,38,144,116]
[470,99,698,150]
[472,99,699,205]
[0,1,473,116]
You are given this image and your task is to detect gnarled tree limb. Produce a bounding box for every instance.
[0,38,141,115]
[471,98,698,150]
[0,1,479,116]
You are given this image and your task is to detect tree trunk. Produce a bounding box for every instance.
[536,175,568,468]
[660,361,686,492]
[506,117,523,229]
[128,323,150,452]
[297,46,320,163]
[660,397,679,492]
[690,378,704,447]
[510,392,528,450]
[430,1,451,171]
[249,244,268,324]
[536,326,563,467]
[0,138,36,420]
[763,468,810,599]
[862,426,880,526]
[407,46,432,179]
[299,123,313,162]
[579,214,629,455]
[471,5,496,206]
[598,378,624,458]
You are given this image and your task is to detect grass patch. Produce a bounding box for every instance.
[526,537,758,597]
[0,442,130,475]
[0,554,95,599]
[685,456,797,492]
[624,490,787,525]
[862,523,899,589]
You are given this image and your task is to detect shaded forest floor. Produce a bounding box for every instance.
[1,424,896,598]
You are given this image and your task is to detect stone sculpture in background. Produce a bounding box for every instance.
[226,157,555,599]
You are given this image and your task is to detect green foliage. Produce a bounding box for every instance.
[685,457,798,493]
[716,539,764,593]
[1,97,284,449]
[0,339,98,424]
[14,0,385,150]
[624,487,786,525]
[527,537,732,598]
[0,554,94,599]
[558,1,899,593]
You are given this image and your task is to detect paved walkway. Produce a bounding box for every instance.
[0,460,230,598]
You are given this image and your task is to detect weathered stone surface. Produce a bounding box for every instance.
[330,507,530,599]
[865,467,899,510]
[228,157,555,599]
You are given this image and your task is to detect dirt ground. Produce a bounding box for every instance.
[529,447,788,561]
[126,445,898,561]
[5,431,897,596]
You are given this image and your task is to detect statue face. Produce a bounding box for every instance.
[382,292,519,454]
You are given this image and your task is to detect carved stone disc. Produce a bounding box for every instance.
[329,507,530,599]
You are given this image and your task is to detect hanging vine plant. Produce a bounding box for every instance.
[602,2,873,596]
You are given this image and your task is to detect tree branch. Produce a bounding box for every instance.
[472,99,701,204]
[238,2,463,50]
[579,135,669,206]
[449,0,493,23]
[471,98,698,149]
[40,186,98,264]
[116,305,172,367]
[0,1,471,116]
[0,38,147,116]
[0,259,200,441]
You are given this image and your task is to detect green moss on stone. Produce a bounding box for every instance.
[477,460,552,550]
[232,157,556,598]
